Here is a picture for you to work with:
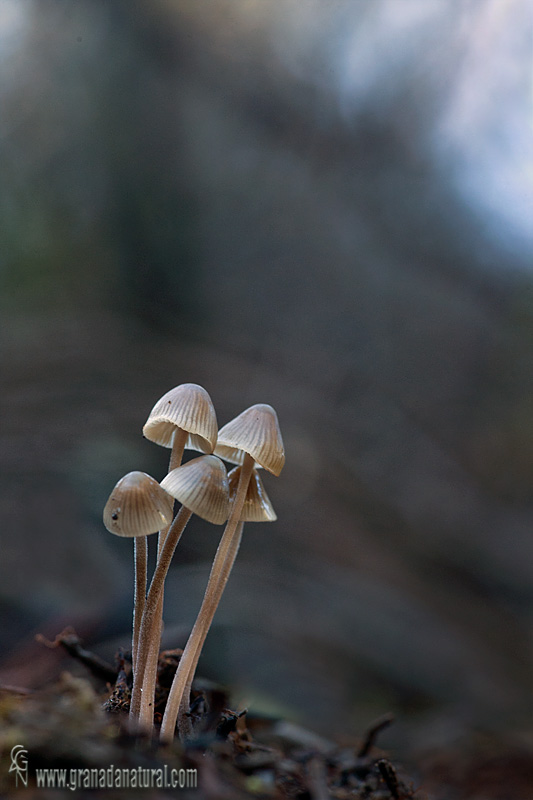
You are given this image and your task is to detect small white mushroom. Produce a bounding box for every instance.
[103,471,174,672]
[161,404,284,743]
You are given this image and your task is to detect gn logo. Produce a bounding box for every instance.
[9,745,28,787]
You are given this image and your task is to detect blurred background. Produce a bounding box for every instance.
[1,0,532,766]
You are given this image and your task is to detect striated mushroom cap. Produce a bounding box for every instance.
[214,404,285,476]
[103,471,174,537]
[160,455,230,525]
[143,384,218,454]
[228,466,277,522]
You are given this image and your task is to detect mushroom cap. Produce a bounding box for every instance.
[143,384,218,454]
[160,455,230,525]
[228,466,277,522]
[103,471,174,537]
[214,403,285,476]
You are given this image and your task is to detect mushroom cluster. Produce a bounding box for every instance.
[102,384,284,743]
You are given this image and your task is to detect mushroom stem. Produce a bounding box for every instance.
[160,453,254,743]
[136,427,188,727]
[138,591,164,726]
[169,428,188,473]
[132,536,148,671]
[177,520,245,741]
[130,504,194,721]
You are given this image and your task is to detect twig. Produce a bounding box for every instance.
[35,628,117,683]
[0,684,32,695]
[357,712,395,758]
[377,758,400,799]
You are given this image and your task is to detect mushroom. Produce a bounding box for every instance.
[227,465,277,523]
[102,471,174,671]
[130,455,229,727]
[160,403,284,743]
[136,383,218,724]
[143,382,218,469]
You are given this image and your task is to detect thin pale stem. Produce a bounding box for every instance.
[177,521,244,741]
[130,505,193,720]
[169,428,188,473]
[132,536,148,671]
[136,529,165,727]
[160,453,254,744]
[131,428,188,726]
[138,595,164,729]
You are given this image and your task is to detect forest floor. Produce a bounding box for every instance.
[0,630,532,799]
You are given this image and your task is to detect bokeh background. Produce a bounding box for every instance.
[1,0,532,766]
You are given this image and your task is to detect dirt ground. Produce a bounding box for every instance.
[1,632,532,799]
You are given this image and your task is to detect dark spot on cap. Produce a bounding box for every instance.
[111,512,118,520]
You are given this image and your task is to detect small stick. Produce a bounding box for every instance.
[35,629,117,684]
[376,758,400,799]
[0,684,32,695]
[357,712,395,758]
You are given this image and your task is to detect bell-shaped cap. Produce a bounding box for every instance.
[228,466,277,522]
[160,455,230,525]
[214,404,285,476]
[103,471,174,537]
[143,384,218,454]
